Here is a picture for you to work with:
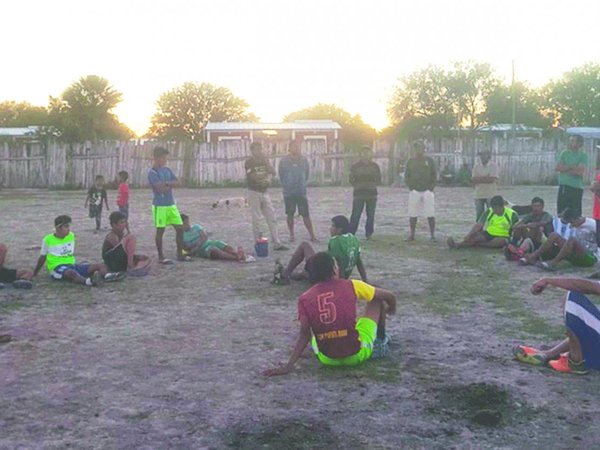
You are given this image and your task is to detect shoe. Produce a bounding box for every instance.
[548,354,589,375]
[371,334,391,359]
[273,244,289,251]
[512,345,548,366]
[88,271,102,286]
[271,259,290,285]
[537,261,555,271]
[12,280,33,289]
[104,272,126,282]
[159,258,175,265]
[178,256,192,262]
[243,255,256,263]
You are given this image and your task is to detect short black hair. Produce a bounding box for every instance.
[250,142,262,151]
[571,134,584,145]
[531,196,544,206]
[153,146,169,158]
[54,215,71,228]
[95,174,104,181]
[412,141,425,150]
[118,170,129,181]
[306,252,336,284]
[109,211,127,225]
[561,207,580,222]
[490,195,504,208]
[180,213,189,222]
[331,215,351,233]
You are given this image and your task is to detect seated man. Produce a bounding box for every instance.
[181,214,252,262]
[33,215,124,286]
[0,243,33,289]
[520,208,598,270]
[273,215,366,285]
[513,276,600,375]
[102,212,151,275]
[505,197,554,259]
[447,195,519,249]
[263,252,396,376]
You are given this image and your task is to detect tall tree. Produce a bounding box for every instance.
[49,75,132,142]
[148,82,257,141]
[484,82,551,128]
[283,103,376,150]
[0,101,49,127]
[545,63,600,126]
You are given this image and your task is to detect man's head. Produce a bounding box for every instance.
[109,211,128,233]
[569,135,584,151]
[153,146,169,167]
[531,196,545,215]
[54,215,72,237]
[250,142,263,157]
[412,141,425,158]
[561,207,582,224]
[490,195,505,215]
[306,251,339,284]
[118,170,129,182]
[359,145,373,161]
[330,215,351,236]
[289,141,301,157]
[180,213,190,230]
[95,175,105,188]
[479,151,492,165]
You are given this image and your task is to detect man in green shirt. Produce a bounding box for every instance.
[273,215,367,284]
[556,135,587,216]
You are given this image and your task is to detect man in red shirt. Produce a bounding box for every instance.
[117,170,130,234]
[263,252,396,376]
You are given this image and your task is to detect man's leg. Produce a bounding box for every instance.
[0,244,7,267]
[284,196,295,241]
[260,192,282,247]
[365,197,376,238]
[286,215,295,242]
[477,237,507,248]
[408,217,417,240]
[557,185,567,216]
[155,227,166,261]
[282,241,315,278]
[209,247,239,261]
[62,269,89,285]
[545,236,580,268]
[350,197,365,234]
[524,233,563,263]
[247,190,263,241]
[424,191,436,239]
[427,217,436,239]
[173,224,184,260]
[15,269,34,281]
[475,199,485,222]
[298,196,316,241]
[88,263,108,277]
[574,187,584,218]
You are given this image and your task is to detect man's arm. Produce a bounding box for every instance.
[531,277,600,296]
[33,255,46,277]
[356,255,367,283]
[374,163,382,185]
[103,190,109,210]
[262,317,311,377]
[428,159,437,190]
[372,287,396,315]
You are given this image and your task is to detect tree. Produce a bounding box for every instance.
[283,103,376,150]
[484,82,551,128]
[49,75,132,142]
[0,101,49,127]
[148,82,257,141]
[545,63,600,126]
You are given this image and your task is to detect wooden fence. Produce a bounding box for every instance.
[0,134,596,189]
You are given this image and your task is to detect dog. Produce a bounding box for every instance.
[212,197,248,209]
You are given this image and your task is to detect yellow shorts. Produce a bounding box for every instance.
[152,205,183,228]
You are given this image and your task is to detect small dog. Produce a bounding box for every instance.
[212,197,248,209]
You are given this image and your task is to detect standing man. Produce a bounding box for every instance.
[278,141,316,242]
[349,145,381,239]
[472,150,499,221]
[556,134,587,217]
[148,146,187,264]
[405,141,437,241]
[245,142,287,250]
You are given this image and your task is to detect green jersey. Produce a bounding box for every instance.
[558,150,587,189]
[40,232,76,272]
[328,233,361,279]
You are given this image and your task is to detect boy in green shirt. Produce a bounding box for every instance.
[556,135,587,216]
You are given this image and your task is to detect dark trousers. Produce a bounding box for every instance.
[557,185,583,216]
[350,196,377,237]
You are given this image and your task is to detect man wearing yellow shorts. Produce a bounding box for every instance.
[263,252,396,377]
[148,146,187,263]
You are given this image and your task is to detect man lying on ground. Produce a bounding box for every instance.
[180,214,253,262]
[447,195,518,250]
[263,252,396,376]
[0,244,33,289]
[33,215,124,286]
[505,196,553,260]
[273,215,366,285]
[519,208,598,271]
[102,212,152,275]
[513,276,600,375]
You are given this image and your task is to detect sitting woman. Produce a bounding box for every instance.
[102,212,151,276]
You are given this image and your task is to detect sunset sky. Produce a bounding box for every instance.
[2,0,599,134]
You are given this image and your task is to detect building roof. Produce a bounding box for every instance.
[477,123,543,133]
[0,126,39,137]
[566,127,600,139]
[205,120,341,131]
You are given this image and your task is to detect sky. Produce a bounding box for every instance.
[2,0,599,135]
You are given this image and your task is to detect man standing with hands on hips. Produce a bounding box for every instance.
[405,141,437,241]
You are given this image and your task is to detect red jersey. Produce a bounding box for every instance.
[117,182,129,207]
[594,173,600,220]
[297,278,375,359]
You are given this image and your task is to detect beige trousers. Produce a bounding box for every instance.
[247,189,281,245]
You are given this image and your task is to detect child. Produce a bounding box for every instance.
[181,214,253,262]
[0,243,33,289]
[263,252,396,377]
[116,171,130,234]
[33,215,124,286]
[102,212,151,275]
[85,175,109,232]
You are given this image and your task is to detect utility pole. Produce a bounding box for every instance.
[511,59,517,152]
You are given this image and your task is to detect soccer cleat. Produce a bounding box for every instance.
[512,345,548,366]
[104,272,126,282]
[548,354,589,375]
[371,334,391,359]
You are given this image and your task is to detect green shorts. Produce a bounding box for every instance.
[198,239,228,258]
[311,317,377,367]
[568,251,598,267]
[152,205,183,228]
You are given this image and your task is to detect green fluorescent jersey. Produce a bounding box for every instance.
[40,232,76,272]
[328,233,361,279]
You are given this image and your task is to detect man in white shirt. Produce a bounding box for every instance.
[472,151,499,221]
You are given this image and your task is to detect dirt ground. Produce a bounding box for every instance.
[1,185,600,449]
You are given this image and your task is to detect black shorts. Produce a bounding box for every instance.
[284,195,309,218]
[0,267,17,283]
[103,245,127,272]
[89,205,103,218]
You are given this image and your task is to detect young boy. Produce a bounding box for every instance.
[85,175,109,232]
[180,214,252,262]
[263,252,396,376]
[116,170,130,234]
[273,215,367,284]
[0,243,33,289]
[102,212,151,275]
[33,215,123,286]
